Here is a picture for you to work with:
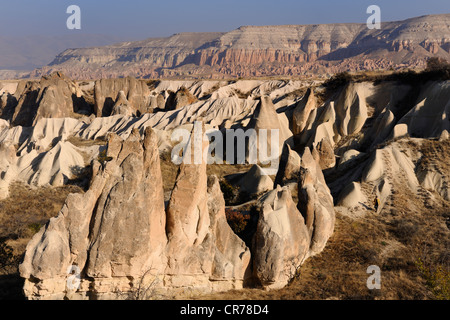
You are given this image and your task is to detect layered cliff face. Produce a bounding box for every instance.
[38,33,225,80]
[32,14,450,79]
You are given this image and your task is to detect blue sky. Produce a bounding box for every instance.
[1,0,449,39]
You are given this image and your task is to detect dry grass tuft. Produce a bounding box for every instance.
[0,182,84,241]
[0,182,84,299]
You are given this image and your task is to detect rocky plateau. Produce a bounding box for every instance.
[24,14,450,80]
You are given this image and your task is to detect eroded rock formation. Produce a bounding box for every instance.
[297,147,335,256]
[252,186,310,289]
[8,75,450,300]
[252,145,335,289]
[19,127,251,299]
[94,77,151,117]
[1,72,86,127]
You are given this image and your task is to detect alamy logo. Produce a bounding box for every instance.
[171,121,280,175]
[66,265,81,290]
[366,265,381,289]
[367,5,381,30]
[66,5,81,30]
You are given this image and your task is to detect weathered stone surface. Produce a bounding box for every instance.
[149,93,165,112]
[252,186,310,289]
[297,147,335,256]
[3,72,85,127]
[337,182,367,208]
[165,125,251,287]
[165,126,211,274]
[274,143,301,187]
[20,125,251,299]
[334,82,369,136]
[440,130,449,141]
[338,149,364,171]
[173,87,198,110]
[316,136,336,170]
[20,127,167,298]
[370,109,396,147]
[246,95,293,162]
[293,88,317,135]
[252,143,335,289]
[94,77,151,117]
[111,90,134,117]
[236,164,274,196]
[0,91,17,119]
[86,128,167,278]
[397,81,450,138]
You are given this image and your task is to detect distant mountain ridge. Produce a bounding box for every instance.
[0,34,126,71]
[29,14,450,79]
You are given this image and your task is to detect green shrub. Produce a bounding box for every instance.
[416,258,450,300]
[98,149,113,166]
[219,180,239,206]
[225,208,250,235]
[322,72,353,90]
[426,57,450,72]
[225,206,259,247]
[27,223,42,235]
[0,239,18,273]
